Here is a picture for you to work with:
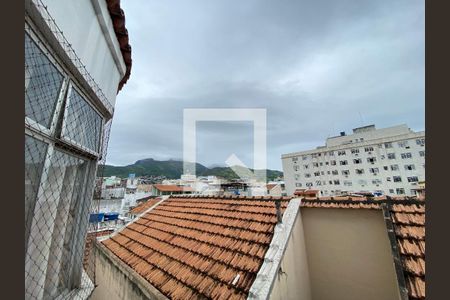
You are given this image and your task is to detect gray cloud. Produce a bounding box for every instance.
[107,0,424,171]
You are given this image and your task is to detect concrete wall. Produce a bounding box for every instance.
[39,0,125,106]
[269,213,312,300]
[301,208,401,300]
[91,243,168,300]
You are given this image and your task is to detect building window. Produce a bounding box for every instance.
[358,179,367,185]
[325,162,329,165]
[364,146,374,152]
[302,155,308,160]
[401,152,412,159]
[342,170,350,176]
[383,166,388,171]
[340,160,348,165]
[303,164,309,169]
[416,138,425,146]
[333,180,340,185]
[369,168,379,174]
[387,177,391,182]
[419,151,425,157]
[389,189,395,193]
[62,87,103,154]
[25,135,49,249]
[353,158,362,164]
[332,170,338,175]
[384,142,393,148]
[390,164,399,171]
[343,180,352,186]
[25,33,65,129]
[367,157,376,164]
[330,160,336,166]
[387,153,396,159]
[293,165,299,171]
[314,171,320,177]
[292,157,298,162]
[295,183,302,187]
[316,180,322,186]
[396,188,405,195]
[380,155,385,159]
[351,148,360,154]
[327,171,331,175]
[338,150,346,156]
[305,173,311,178]
[372,179,382,185]
[313,162,319,167]
[25,29,105,298]
[407,176,419,182]
[404,164,415,171]
[329,180,333,185]
[398,140,409,148]
[320,171,324,175]
[306,182,313,187]
[312,154,318,158]
[393,176,402,182]
[329,151,334,156]
[356,169,364,175]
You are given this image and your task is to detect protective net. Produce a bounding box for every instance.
[25,7,114,299]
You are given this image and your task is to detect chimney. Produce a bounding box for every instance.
[340,131,346,136]
[275,200,282,224]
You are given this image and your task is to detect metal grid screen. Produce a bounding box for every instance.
[25,22,113,300]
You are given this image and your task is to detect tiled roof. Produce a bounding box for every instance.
[101,195,291,300]
[130,198,162,215]
[301,197,425,300]
[153,184,193,192]
[266,184,277,191]
[106,0,132,91]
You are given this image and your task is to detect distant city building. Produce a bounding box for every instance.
[282,124,425,196]
[151,184,193,196]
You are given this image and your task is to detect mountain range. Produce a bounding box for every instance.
[98,158,283,181]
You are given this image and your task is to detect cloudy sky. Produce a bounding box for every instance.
[107,0,424,171]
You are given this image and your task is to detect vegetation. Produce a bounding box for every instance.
[98,158,283,181]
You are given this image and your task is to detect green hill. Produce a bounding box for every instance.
[98,158,283,181]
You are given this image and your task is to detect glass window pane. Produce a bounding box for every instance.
[41,150,94,298]
[25,32,64,129]
[25,135,48,250]
[62,88,102,153]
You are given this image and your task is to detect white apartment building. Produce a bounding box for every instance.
[282,124,425,197]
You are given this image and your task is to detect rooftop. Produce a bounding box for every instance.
[301,197,425,300]
[101,195,291,299]
[152,184,193,192]
[129,197,163,215]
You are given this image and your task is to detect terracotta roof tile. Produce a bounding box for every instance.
[102,196,291,299]
[153,184,193,192]
[129,197,162,214]
[300,197,425,300]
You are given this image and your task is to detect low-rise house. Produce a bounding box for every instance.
[90,195,425,300]
[151,184,193,196]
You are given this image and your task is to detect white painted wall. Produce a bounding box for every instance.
[39,0,126,107]
[282,125,425,196]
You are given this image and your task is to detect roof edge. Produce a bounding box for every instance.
[105,0,132,92]
[247,198,302,300]
[98,196,168,242]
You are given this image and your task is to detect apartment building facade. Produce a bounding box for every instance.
[282,124,425,196]
[25,0,131,299]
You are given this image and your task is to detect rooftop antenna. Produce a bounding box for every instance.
[358,111,365,126]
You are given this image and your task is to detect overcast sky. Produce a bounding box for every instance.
[106,0,424,171]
